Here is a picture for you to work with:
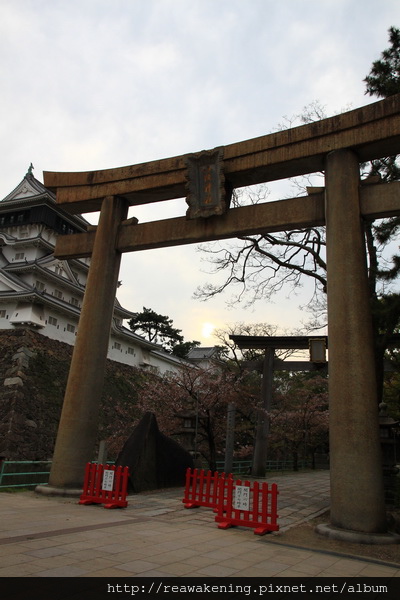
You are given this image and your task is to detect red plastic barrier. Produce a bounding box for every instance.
[79,463,129,509]
[182,468,222,510]
[215,476,279,535]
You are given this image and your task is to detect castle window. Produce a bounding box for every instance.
[14,252,25,261]
[0,310,6,318]
[67,323,75,333]
[114,342,121,350]
[54,289,63,299]
[128,347,135,355]
[36,281,45,292]
[49,316,58,326]
[70,297,79,307]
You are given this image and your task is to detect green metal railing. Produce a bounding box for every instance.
[215,459,313,474]
[215,460,252,474]
[0,458,314,490]
[0,460,116,490]
[0,460,52,489]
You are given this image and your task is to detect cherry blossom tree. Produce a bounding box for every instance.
[269,374,329,470]
[136,364,258,470]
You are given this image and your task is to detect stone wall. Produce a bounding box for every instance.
[0,328,143,460]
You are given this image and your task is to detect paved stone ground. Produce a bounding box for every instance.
[0,470,399,578]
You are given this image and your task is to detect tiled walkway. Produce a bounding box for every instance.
[0,470,399,578]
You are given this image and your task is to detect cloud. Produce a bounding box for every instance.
[1,0,399,340]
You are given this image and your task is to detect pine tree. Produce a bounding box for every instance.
[363,27,400,402]
[129,307,184,352]
[364,26,400,98]
[364,27,400,183]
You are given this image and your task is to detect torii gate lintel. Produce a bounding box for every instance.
[44,93,400,214]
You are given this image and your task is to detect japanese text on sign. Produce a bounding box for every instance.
[185,147,231,219]
[102,469,115,491]
[234,485,250,511]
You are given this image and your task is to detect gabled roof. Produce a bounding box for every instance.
[0,269,31,292]
[3,260,85,294]
[1,169,54,203]
[186,346,220,360]
[0,167,89,230]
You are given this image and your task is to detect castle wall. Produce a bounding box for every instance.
[0,328,144,461]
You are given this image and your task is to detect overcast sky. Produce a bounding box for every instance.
[1,0,399,345]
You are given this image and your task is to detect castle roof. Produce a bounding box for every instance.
[0,166,88,231]
[1,167,51,203]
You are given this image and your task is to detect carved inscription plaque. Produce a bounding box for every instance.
[185,147,231,219]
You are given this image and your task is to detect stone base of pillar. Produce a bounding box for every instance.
[316,523,400,545]
[35,485,82,498]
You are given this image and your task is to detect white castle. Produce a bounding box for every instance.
[0,167,187,374]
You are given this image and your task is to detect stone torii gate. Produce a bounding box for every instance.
[231,335,329,478]
[40,94,400,542]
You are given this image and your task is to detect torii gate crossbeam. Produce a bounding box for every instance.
[44,94,400,214]
[39,94,400,544]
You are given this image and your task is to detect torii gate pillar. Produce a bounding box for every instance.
[321,149,387,538]
[40,195,129,493]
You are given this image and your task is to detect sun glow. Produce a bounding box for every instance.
[201,322,215,339]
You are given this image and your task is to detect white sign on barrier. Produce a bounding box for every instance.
[102,469,115,491]
[234,485,250,511]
